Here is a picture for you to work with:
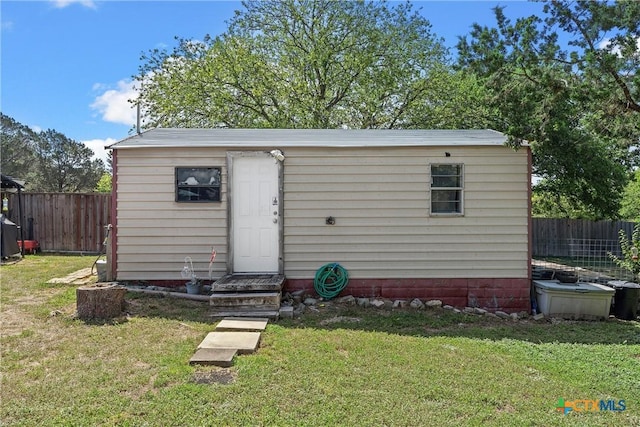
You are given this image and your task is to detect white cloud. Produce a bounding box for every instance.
[599,36,640,57]
[82,138,115,165]
[90,79,139,127]
[51,0,97,9]
[1,20,14,31]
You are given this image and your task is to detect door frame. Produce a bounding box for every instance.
[226,151,284,275]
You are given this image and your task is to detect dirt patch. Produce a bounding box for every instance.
[192,368,237,385]
[319,316,362,326]
[1,293,57,337]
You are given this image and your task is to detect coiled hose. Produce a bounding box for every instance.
[314,263,349,299]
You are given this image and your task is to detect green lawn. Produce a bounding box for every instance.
[1,255,639,426]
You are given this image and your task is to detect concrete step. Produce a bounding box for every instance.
[209,310,280,320]
[189,348,237,367]
[215,317,269,332]
[212,274,285,292]
[210,291,281,310]
[197,331,261,355]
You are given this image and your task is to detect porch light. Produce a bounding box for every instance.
[270,149,285,162]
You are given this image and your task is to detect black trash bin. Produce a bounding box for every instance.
[607,281,640,320]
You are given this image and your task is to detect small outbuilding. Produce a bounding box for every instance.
[108,129,531,312]
[1,174,26,257]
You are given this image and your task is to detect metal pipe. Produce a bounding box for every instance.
[124,287,210,302]
[17,187,24,256]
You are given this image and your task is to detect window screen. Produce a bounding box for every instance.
[431,164,463,214]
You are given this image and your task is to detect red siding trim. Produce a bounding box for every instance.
[527,145,533,281]
[132,276,531,312]
[110,149,118,280]
[285,277,530,312]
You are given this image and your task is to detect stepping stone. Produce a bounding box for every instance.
[197,331,261,355]
[47,267,95,285]
[215,317,268,332]
[189,348,237,367]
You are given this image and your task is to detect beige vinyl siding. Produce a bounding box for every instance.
[283,146,529,279]
[115,142,529,281]
[115,148,228,281]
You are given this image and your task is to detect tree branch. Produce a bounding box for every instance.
[552,0,640,113]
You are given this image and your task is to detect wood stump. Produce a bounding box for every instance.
[76,283,126,320]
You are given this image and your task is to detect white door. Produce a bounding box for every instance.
[232,155,280,273]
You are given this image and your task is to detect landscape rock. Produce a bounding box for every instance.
[371,299,386,309]
[495,311,510,319]
[463,307,475,314]
[409,298,425,309]
[304,297,318,306]
[473,307,487,315]
[293,303,306,316]
[393,300,408,308]
[426,300,443,308]
[485,312,498,319]
[453,308,461,313]
[336,295,356,305]
[533,313,545,321]
[356,298,371,308]
[279,306,294,319]
[510,312,520,320]
[443,305,454,310]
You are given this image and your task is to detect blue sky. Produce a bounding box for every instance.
[1,0,546,164]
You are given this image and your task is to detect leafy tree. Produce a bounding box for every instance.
[457,1,639,219]
[620,169,640,221]
[94,172,112,193]
[1,114,105,192]
[135,0,462,129]
[532,192,603,220]
[0,113,39,183]
[609,224,640,280]
[31,129,105,192]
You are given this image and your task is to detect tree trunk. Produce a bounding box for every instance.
[76,283,126,320]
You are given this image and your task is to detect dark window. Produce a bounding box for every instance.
[431,164,463,214]
[176,167,221,202]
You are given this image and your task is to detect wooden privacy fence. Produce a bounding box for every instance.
[2,194,636,256]
[5,193,111,253]
[532,218,637,257]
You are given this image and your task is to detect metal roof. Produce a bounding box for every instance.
[1,174,25,190]
[107,128,512,150]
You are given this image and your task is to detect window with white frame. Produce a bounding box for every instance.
[430,164,463,214]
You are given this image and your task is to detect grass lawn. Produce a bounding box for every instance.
[1,255,639,426]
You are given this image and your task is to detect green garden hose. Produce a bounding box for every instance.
[314,263,349,299]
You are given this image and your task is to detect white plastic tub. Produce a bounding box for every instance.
[95,259,107,282]
[533,280,614,320]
